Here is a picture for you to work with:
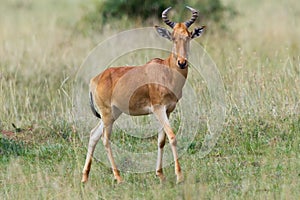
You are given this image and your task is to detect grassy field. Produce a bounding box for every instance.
[1,0,299,199]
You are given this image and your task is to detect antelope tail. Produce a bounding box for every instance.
[89,91,101,119]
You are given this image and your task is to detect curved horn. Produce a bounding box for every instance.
[162,7,176,29]
[184,6,198,28]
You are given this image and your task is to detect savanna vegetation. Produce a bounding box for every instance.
[0,0,299,199]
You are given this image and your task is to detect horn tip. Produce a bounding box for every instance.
[162,6,172,16]
[185,5,197,12]
[163,7,172,12]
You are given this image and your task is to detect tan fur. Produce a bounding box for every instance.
[82,12,204,184]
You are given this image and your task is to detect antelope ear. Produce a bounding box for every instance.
[191,26,206,39]
[155,26,172,41]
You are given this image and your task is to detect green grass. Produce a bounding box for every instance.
[1,0,300,199]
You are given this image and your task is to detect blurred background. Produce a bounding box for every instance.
[0,0,299,199]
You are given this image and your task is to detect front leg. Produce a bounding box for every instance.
[156,127,166,183]
[153,106,184,184]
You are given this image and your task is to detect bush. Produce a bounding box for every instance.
[80,0,236,31]
[0,136,28,162]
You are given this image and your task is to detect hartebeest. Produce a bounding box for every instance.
[81,6,205,184]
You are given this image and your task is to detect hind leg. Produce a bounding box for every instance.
[81,120,104,183]
[101,108,123,183]
[101,121,123,183]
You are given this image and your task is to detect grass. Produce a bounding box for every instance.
[1,0,300,199]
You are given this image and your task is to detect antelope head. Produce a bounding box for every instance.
[155,6,205,69]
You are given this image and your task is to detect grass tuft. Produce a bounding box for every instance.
[0,0,299,199]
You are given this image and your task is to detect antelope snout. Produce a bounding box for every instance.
[177,59,187,69]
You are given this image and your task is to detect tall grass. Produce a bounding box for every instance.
[1,0,299,199]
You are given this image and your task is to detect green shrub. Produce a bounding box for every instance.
[100,0,174,20]
[80,0,236,31]
[0,136,28,162]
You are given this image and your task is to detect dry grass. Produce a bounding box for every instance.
[0,0,299,199]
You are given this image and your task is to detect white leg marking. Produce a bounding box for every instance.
[82,120,104,182]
